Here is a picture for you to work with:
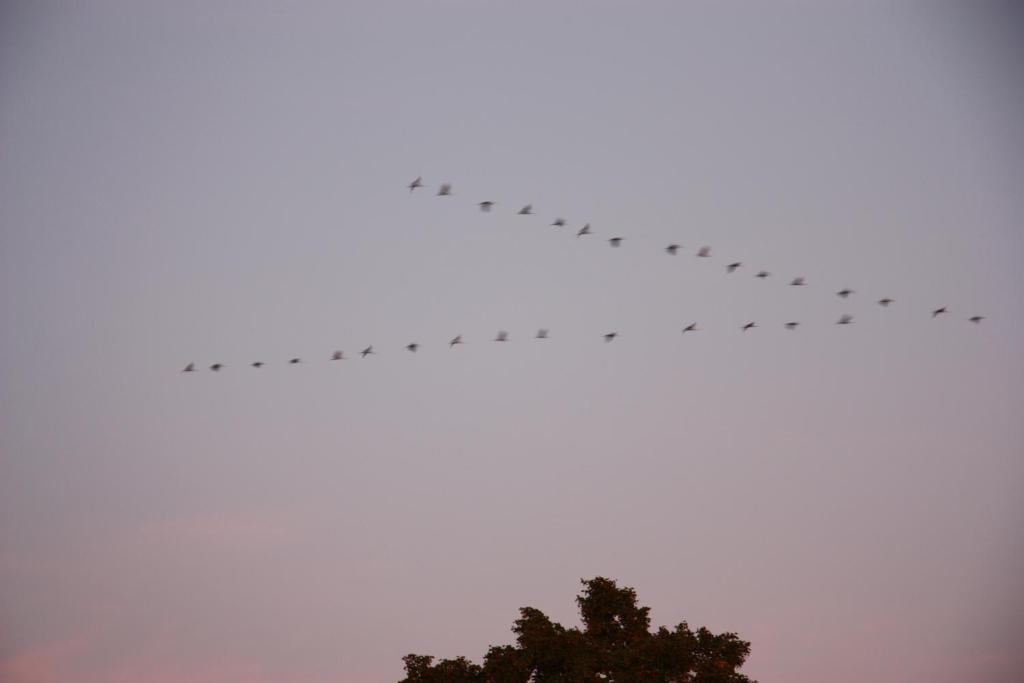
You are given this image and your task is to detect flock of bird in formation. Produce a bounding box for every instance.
[182,176,987,373]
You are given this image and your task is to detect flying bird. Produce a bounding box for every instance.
[604,332,618,343]
[665,244,680,255]
[755,270,770,278]
[878,298,894,307]
[408,176,423,192]
[608,237,623,247]
[437,183,452,196]
[331,351,344,361]
[361,346,374,358]
[577,224,592,237]
[182,363,195,372]
[536,329,549,339]
[726,262,742,273]
[289,358,301,364]
[449,335,463,347]
[479,201,494,212]
[251,361,264,368]
[742,322,757,331]
[790,277,806,286]
[837,315,853,325]
[697,246,711,258]
[932,307,948,318]
[518,204,533,215]
[210,363,224,371]
[682,323,698,334]
[551,218,566,227]
[785,322,799,330]
[494,330,509,342]
[837,289,854,298]
[968,316,985,324]
[406,343,419,352]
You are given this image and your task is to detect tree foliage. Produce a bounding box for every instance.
[398,577,755,683]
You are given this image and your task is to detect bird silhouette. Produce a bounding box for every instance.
[577,224,592,237]
[518,205,533,215]
[449,335,463,347]
[726,262,742,273]
[551,218,566,227]
[437,183,452,196]
[790,277,806,286]
[755,270,770,278]
[968,316,985,324]
[406,343,419,352]
[361,346,374,358]
[665,244,680,255]
[182,363,195,372]
[536,329,549,339]
[742,322,757,331]
[479,201,494,212]
[697,246,711,258]
[932,307,948,318]
[408,176,423,192]
[331,351,344,361]
[251,361,264,368]
[837,315,853,325]
[785,322,799,330]
[878,298,894,307]
[682,323,698,334]
[604,332,618,342]
[608,237,623,247]
[494,330,509,342]
[837,289,854,298]
[210,363,224,371]
[289,358,301,364]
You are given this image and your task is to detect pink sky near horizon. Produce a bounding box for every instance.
[1,2,1022,682]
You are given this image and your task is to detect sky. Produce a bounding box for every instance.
[1,1,1022,682]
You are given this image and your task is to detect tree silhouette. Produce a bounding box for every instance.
[399,577,755,683]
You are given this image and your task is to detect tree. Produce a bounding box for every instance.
[398,577,755,683]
